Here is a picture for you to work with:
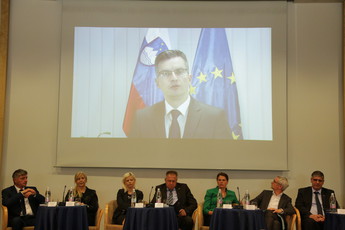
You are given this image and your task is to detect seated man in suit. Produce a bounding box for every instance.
[151,170,197,230]
[2,169,45,230]
[295,170,339,230]
[251,176,295,230]
[129,49,232,139]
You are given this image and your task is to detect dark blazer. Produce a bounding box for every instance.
[2,185,45,224]
[75,187,99,226]
[295,186,339,219]
[129,97,232,139]
[151,183,197,216]
[251,190,295,215]
[112,188,144,224]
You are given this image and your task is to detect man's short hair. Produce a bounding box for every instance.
[166,170,178,177]
[276,176,289,191]
[311,170,324,179]
[12,169,28,179]
[154,50,189,75]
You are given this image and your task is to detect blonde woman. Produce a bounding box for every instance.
[112,172,143,224]
[66,172,99,226]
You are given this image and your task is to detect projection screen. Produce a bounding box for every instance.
[57,0,287,170]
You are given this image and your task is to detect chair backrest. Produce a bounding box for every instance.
[1,205,34,230]
[285,210,297,230]
[104,200,117,226]
[1,205,9,230]
[294,207,302,230]
[196,202,203,230]
[89,208,103,230]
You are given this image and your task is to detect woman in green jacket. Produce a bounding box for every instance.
[203,172,239,226]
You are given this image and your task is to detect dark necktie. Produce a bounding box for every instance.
[19,189,26,215]
[314,191,323,215]
[167,190,173,205]
[169,110,181,138]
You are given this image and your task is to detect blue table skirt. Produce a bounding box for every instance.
[324,212,345,230]
[210,208,266,230]
[35,205,88,230]
[123,207,178,230]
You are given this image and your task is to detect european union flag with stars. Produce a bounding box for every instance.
[191,28,243,140]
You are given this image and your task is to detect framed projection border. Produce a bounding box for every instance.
[56,1,288,170]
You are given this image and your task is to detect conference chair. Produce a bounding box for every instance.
[89,208,104,230]
[294,207,301,230]
[104,200,123,230]
[1,205,34,230]
[195,202,209,230]
[284,208,297,230]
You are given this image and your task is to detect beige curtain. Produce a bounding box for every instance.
[0,0,9,180]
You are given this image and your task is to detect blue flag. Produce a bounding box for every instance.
[191,28,243,140]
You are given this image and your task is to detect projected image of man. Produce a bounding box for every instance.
[129,50,232,139]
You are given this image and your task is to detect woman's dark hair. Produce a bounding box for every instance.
[216,172,229,181]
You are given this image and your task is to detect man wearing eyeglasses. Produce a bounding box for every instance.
[295,170,339,230]
[129,50,232,139]
[250,176,295,230]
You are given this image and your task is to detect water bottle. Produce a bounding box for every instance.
[217,188,223,208]
[156,188,162,203]
[244,190,250,207]
[45,187,51,203]
[329,192,337,212]
[131,189,137,207]
[68,187,74,201]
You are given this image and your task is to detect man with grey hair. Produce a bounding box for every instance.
[251,176,295,230]
[2,169,45,230]
[295,170,339,230]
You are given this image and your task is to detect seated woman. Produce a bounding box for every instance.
[65,171,99,226]
[112,172,144,225]
[203,172,239,226]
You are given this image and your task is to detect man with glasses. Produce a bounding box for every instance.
[295,170,339,230]
[151,171,197,230]
[250,176,295,230]
[129,49,232,139]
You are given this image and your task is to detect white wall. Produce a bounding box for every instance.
[0,0,343,229]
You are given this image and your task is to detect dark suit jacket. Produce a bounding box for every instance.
[251,190,295,215]
[151,183,197,216]
[2,185,45,224]
[295,186,339,219]
[112,188,144,224]
[65,187,99,226]
[129,97,232,139]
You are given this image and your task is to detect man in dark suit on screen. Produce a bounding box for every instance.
[251,176,295,230]
[151,170,197,230]
[2,169,45,230]
[129,49,232,139]
[295,170,339,230]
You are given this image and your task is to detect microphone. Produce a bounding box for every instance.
[59,185,67,206]
[237,186,241,203]
[149,186,154,203]
[234,186,243,209]
[147,186,154,208]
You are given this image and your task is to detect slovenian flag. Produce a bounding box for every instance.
[123,28,171,136]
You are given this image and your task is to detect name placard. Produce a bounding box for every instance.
[155,203,164,208]
[48,202,57,207]
[223,204,232,209]
[245,204,256,210]
[337,209,345,214]
[135,203,144,208]
[66,201,75,206]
